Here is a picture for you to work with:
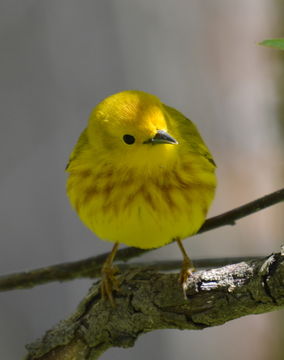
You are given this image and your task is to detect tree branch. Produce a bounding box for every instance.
[24,252,284,360]
[1,188,283,292]
[198,187,284,233]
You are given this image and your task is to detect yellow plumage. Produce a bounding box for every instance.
[66,90,216,301]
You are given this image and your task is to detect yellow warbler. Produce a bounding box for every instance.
[66,90,216,303]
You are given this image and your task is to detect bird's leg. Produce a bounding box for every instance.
[176,237,195,299]
[101,242,120,306]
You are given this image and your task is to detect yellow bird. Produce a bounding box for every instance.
[66,90,216,303]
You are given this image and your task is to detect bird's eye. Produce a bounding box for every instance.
[123,134,135,145]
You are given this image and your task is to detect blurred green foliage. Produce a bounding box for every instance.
[259,38,284,50]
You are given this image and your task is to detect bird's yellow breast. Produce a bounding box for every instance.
[67,151,216,249]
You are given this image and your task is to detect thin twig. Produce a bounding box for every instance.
[1,188,283,292]
[198,187,284,233]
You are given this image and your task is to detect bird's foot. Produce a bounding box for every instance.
[179,259,195,299]
[101,263,120,307]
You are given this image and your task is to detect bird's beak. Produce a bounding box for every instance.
[144,130,178,145]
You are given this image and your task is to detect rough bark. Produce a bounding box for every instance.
[25,251,284,360]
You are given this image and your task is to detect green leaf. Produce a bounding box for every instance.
[259,38,284,50]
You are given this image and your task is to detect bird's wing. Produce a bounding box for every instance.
[164,104,216,167]
[65,128,88,171]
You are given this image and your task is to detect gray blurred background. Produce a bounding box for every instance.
[1,1,284,359]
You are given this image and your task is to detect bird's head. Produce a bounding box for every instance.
[87,90,178,169]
